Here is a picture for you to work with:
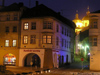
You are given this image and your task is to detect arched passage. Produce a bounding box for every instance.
[3,53,16,66]
[24,53,40,67]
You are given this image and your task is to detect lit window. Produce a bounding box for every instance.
[31,22,36,30]
[43,36,46,44]
[43,35,52,44]
[30,35,36,44]
[43,21,53,29]
[5,26,9,32]
[13,40,16,47]
[4,53,16,65]
[47,36,51,43]
[24,23,28,30]
[23,35,28,44]
[5,40,9,47]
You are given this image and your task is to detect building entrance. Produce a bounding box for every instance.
[24,53,40,67]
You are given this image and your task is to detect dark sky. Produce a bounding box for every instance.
[1,0,100,20]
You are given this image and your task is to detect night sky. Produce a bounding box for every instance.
[1,0,100,20]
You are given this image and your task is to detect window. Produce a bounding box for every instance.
[65,28,66,35]
[62,27,64,34]
[5,27,9,32]
[89,36,97,46]
[6,14,10,21]
[67,41,68,48]
[14,14,18,20]
[24,23,28,30]
[43,35,52,44]
[13,40,16,47]
[43,36,46,44]
[13,26,17,32]
[31,22,36,30]
[23,35,28,44]
[90,19,98,28]
[5,40,9,47]
[65,40,66,47]
[47,36,51,43]
[67,30,68,36]
[43,21,53,29]
[56,24,59,32]
[56,37,59,46]
[30,35,36,44]
[62,39,64,47]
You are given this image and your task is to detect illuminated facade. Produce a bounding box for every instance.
[0,3,26,66]
[0,2,75,68]
[73,8,90,54]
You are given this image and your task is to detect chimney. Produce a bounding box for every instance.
[2,0,5,7]
[36,1,38,6]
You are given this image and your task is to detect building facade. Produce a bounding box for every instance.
[0,2,75,68]
[0,3,27,66]
[89,10,100,70]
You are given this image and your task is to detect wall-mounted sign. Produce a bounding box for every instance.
[24,50,40,52]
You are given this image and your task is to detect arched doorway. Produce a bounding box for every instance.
[4,53,16,66]
[24,53,40,67]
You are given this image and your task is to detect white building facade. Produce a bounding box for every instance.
[20,14,75,68]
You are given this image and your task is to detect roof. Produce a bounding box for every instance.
[82,15,89,20]
[21,4,75,29]
[0,3,27,12]
[91,10,100,13]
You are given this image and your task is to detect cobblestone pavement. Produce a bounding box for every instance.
[5,62,100,75]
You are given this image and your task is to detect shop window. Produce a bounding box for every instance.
[4,53,16,65]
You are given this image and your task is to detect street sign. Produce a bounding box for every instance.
[81,58,84,61]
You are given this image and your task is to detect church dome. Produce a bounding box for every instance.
[82,15,89,20]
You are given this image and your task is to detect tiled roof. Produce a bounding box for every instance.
[21,4,75,29]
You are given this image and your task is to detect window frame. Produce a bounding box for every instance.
[23,22,29,30]
[23,35,28,44]
[30,35,36,44]
[5,40,9,47]
[12,40,17,47]
[43,21,53,29]
[42,35,52,44]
